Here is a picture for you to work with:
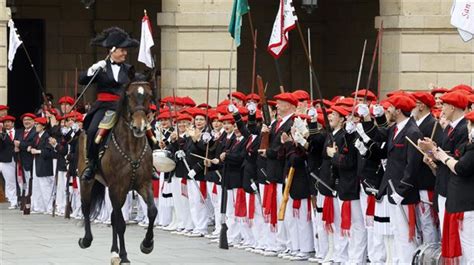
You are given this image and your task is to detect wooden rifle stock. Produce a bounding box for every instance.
[278,167,295,221]
[257,75,271,150]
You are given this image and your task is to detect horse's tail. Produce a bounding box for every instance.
[88,181,106,220]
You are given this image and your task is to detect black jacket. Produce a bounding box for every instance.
[266,115,294,184]
[17,128,37,172]
[283,142,311,200]
[32,131,55,177]
[447,142,474,213]
[364,118,423,204]
[332,131,360,201]
[317,130,342,197]
[0,129,20,163]
[415,114,442,190]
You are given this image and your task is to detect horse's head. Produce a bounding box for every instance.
[124,81,153,138]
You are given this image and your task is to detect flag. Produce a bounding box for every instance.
[8,19,23,71]
[450,0,474,42]
[228,0,250,47]
[138,12,155,68]
[267,0,298,58]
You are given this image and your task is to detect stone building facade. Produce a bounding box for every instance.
[0,0,473,108]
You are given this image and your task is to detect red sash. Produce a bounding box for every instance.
[442,212,464,264]
[322,196,335,233]
[341,200,351,236]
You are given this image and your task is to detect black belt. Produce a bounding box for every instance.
[316,207,323,213]
[374,216,390,223]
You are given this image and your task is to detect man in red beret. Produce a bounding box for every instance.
[58,96,75,116]
[430,87,448,109]
[0,115,21,209]
[419,91,469,234]
[411,91,443,243]
[0,105,8,117]
[231,91,247,107]
[358,94,423,263]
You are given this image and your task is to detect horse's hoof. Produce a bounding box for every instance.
[120,258,131,265]
[78,237,92,249]
[140,239,154,254]
[111,252,121,265]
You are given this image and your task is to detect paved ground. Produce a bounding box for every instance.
[0,203,296,264]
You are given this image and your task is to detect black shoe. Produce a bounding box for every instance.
[81,161,96,181]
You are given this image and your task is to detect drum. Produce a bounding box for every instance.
[152,149,176,173]
[412,243,442,265]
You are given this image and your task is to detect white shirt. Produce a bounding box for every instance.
[450,115,464,129]
[394,117,410,139]
[332,128,341,136]
[279,113,294,126]
[110,59,120,82]
[415,113,430,126]
[7,128,15,140]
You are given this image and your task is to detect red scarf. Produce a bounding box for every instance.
[248,193,255,220]
[341,200,351,236]
[263,183,278,231]
[152,179,159,198]
[322,196,334,233]
[212,183,218,195]
[199,181,207,200]
[235,188,247,218]
[180,178,188,198]
[408,204,416,242]
[365,195,376,227]
[292,197,312,221]
[442,211,464,264]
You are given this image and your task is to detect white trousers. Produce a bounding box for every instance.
[188,179,209,234]
[171,177,194,230]
[416,190,440,244]
[388,203,419,264]
[207,181,221,233]
[318,196,347,263]
[312,193,326,258]
[461,211,474,264]
[157,173,173,226]
[341,199,367,264]
[438,195,447,236]
[71,178,82,218]
[0,161,17,206]
[262,183,289,252]
[249,191,266,249]
[285,197,314,253]
[32,176,54,213]
[55,171,67,214]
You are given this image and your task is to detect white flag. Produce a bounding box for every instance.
[267,0,297,58]
[8,19,23,71]
[138,14,155,68]
[451,0,474,42]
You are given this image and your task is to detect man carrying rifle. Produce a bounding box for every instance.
[0,115,21,209]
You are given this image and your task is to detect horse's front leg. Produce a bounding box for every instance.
[138,184,157,254]
[78,183,93,249]
[110,210,119,256]
[110,197,129,264]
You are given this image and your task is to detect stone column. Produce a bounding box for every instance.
[158,0,236,104]
[377,0,474,97]
[0,0,10,105]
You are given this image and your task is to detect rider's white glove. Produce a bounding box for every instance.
[187,169,196,179]
[87,60,106,76]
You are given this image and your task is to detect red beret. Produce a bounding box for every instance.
[218,99,231,106]
[386,90,405,98]
[149,104,157,111]
[331,105,351,117]
[182,96,196,107]
[21,113,36,120]
[274,92,298,106]
[0,105,9,111]
[157,110,171,120]
[379,99,392,110]
[161,96,184,106]
[245,93,260,102]
[241,116,248,123]
[176,114,193,122]
[387,95,417,112]
[331,96,342,103]
[431,108,442,119]
[352,89,377,101]
[334,97,355,108]
[468,94,474,104]
[465,111,474,122]
[58,96,74,105]
[441,92,469,110]
[430,87,448,96]
[267,100,277,107]
[219,114,235,124]
[209,110,219,120]
[312,99,333,108]
[411,92,435,108]
[255,110,263,121]
[63,111,82,120]
[1,115,16,122]
[292,90,310,101]
[34,117,48,125]
[231,91,247,101]
[238,106,249,116]
[216,104,229,115]
[197,103,212,109]
[191,108,207,118]
[450,84,473,94]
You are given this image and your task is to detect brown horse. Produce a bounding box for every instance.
[77,79,156,264]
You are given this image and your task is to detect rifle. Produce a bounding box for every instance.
[23,170,33,215]
[257,75,271,151]
[51,162,59,217]
[277,167,295,221]
[64,170,72,219]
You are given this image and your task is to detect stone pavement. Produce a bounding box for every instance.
[0,203,296,265]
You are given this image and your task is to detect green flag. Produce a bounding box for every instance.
[228,0,249,47]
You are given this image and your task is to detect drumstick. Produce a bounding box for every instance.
[430,121,438,140]
[190,153,209,160]
[405,136,428,157]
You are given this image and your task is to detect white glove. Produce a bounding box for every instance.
[71,122,80,132]
[187,169,196,179]
[307,107,318,121]
[292,131,307,147]
[227,104,238,114]
[391,190,404,205]
[354,138,368,156]
[372,104,385,118]
[357,104,369,117]
[345,121,356,134]
[87,60,106,76]
[202,131,212,143]
[175,150,186,159]
[355,123,371,143]
[470,128,474,142]
[246,102,257,115]
[61,127,71,136]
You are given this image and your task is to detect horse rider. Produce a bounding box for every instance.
[78,27,139,181]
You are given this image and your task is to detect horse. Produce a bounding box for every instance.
[76,77,157,265]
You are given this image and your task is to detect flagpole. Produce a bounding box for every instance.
[251,30,258,94]
[274,58,285,93]
[364,22,381,103]
[217,68,221,105]
[307,28,313,101]
[377,21,384,102]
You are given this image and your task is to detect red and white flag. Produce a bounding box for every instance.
[451,0,474,42]
[267,0,298,58]
[138,12,155,68]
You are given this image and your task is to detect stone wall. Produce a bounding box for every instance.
[158,0,236,104]
[7,0,161,104]
[377,0,474,97]
[0,0,9,105]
